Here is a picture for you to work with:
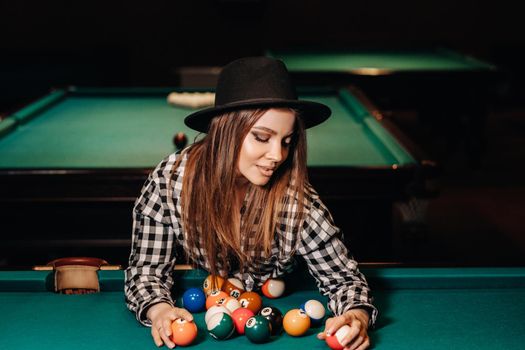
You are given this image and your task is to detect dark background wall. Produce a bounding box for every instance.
[1,0,524,266]
[1,0,524,110]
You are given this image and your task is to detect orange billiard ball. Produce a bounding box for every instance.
[238,291,263,314]
[170,318,198,346]
[283,309,310,337]
[222,277,245,299]
[261,278,285,299]
[205,290,229,310]
[203,275,225,296]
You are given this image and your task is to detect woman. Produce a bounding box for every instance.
[125,57,377,350]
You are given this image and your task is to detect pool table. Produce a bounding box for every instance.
[1,266,524,349]
[267,48,501,164]
[0,87,435,266]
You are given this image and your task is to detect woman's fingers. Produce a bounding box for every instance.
[318,314,369,350]
[173,307,194,322]
[149,307,194,348]
[157,323,176,348]
[151,326,164,347]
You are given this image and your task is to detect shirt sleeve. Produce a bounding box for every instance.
[295,192,378,327]
[124,174,178,326]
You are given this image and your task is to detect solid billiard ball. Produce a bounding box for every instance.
[173,132,188,150]
[231,307,255,334]
[238,291,263,314]
[218,296,241,313]
[207,312,235,340]
[300,299,326,326]
[259,306,283,335]
[221,277,245,299]
[325,324,352,350]
[205,290,229,310]
[203,275,224,296]
[170,318,198,346]
[182,287,206,313]
[283,309,310,337]
[204,305,231,325]
[261,278,285,299]
[244,315,272,343]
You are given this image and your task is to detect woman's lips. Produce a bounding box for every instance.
[257,165,275,177]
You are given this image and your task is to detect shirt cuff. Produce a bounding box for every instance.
[137,297,176,327]
[341,303,379,329]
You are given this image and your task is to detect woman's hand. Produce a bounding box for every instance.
[146,302,194,348]
[317,308,370,350]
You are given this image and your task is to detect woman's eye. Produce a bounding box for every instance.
[252,133,270,143]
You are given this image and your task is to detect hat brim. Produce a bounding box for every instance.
[184,98,331,133]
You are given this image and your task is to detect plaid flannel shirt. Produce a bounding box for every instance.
[125,151,378,327]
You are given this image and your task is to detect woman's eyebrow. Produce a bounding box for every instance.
[252,126,294,137]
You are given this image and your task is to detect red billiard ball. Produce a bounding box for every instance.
[173,132,188,150]
[261,278,285,299]
[238,291,263,314]
[283,309,310,337]
[170,318,198,346]
[231,307,255,334]
[326,325,352,350]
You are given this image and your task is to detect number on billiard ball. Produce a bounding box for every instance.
[244,315,272,343]
[173,132,188,150]
[259,306,283,335]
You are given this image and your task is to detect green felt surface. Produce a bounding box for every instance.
[0,89,413,169]
[1,268,524,349]
[268,49,496,72]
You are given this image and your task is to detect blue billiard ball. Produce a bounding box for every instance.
[182,287,206,313]
[300,300,326,327]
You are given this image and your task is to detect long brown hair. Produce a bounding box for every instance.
[175,108,307,279]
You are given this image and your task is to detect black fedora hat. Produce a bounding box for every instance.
[184,57,331,132]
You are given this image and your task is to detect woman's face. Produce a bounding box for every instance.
[237,108,296,187]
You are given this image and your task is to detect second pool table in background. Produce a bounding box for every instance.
[0,86,435,266]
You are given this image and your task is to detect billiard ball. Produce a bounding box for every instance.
[325,324,352,350]
[231,307,255,334]
[259,306,283,335]
[221,277,245,299]
[244,315,272,343]
[170,318,198,346]
[182,287,206,313]
[238,291,263,314]
[283,309,310,337]
[173,132,188,149]
[207,312,235,340]
[300,299,326,326]
[204,305,231,325]
[218,296,241,313]
[203,275,224,296]
[261,278,285,299]
[205,290,229,310]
